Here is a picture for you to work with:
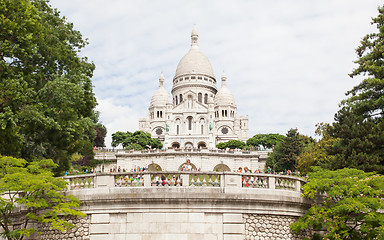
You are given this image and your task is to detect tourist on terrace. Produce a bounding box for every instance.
[183,159,192,171]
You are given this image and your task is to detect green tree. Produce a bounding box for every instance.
[327,5,384,174]
[266,129,313,173]
[111,131,162,150]
[0,155,85,240]
[291,167,384,239]
[246,133,285,149]
[216,140,246,149]
[296,123,337,175]
[0,0,96,174]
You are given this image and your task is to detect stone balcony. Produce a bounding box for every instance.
[59,172,310,240]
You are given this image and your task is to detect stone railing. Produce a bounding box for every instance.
[115,148,270,155]
[64,172,304,192]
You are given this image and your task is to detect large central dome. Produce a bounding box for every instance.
[174,27,214,79]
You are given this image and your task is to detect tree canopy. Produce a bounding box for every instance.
[0,155,85,240]
[295,124,337,176]
[291,167,384,240]
[266,128,314,173]
[111,131,163,150]
[246,133,285,149]
[326,5,384,174]
[0,0,97,174]
[94,123,107,147]
[216,140,246,149]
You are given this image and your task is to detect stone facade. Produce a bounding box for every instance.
[56,173,310,240]
[38,215,90,240]
[139,27,248,149]
[13,173,310,240]
[243,214,309,240]
[114,148,269,172]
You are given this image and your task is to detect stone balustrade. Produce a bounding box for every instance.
[64,172,304,192]
[55,172,311,240]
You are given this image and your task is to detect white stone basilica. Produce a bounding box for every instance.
[139,27,249,149]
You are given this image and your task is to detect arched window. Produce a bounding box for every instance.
[175,96,178,105]
[179,94,183,102]
[187,116,193,130]
[204,93,208,104]
[222,110,224,117]
[177,125,180,135]
[198,93,202,103]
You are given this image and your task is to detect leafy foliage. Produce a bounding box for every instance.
[246,133,285,149]
[291,167,384,240]
[327,5,384,174]
[0,155,85,240]
[0,0,96,174]
[111,131,162,150]
[94,123,107,147]
[216,140,246,149]
[266,128,314,173]
[296,123,338,175]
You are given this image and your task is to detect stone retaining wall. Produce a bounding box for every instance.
[244,214,308,240]
[38,215,90,240]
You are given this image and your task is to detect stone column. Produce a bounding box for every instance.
[95,174,115,188]
[209,131,214,148]
[268,176,275,189]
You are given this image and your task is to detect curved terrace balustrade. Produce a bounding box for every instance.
[64,172,304,192]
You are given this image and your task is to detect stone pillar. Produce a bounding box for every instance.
[209,132,214,148]
[295,179,301,192]
[144,174,151,187]
[223,173,242,188]
[223,213,244,240]
[268,176,275,189]
[95,174,115,188]
[164,132,169,148]
[181,174,189,187]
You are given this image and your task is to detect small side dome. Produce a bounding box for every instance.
[214,72,235,106]
[150,73,172,106]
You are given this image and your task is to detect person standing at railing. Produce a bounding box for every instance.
[183,159,192,171]
[244,167,250,187]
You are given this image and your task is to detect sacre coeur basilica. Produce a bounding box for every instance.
[56,27,309,240]
[139,26,249,149]
[113,27,268,173]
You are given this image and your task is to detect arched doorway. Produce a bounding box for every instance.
[148,163,162,171]
[172,142,180,148]
[197,142,207,149]
[213,164,231,172]
[185,142,193,149]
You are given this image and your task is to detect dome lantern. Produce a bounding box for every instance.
[191,25,199,48]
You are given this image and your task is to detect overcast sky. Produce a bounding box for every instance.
[50,0,382,147]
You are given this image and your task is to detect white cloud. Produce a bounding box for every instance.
[51,0,383,144]
[95,98,145,147]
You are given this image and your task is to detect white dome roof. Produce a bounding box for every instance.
[214,72,235,106]
[150,73,172,106]
[174,27,214,79]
